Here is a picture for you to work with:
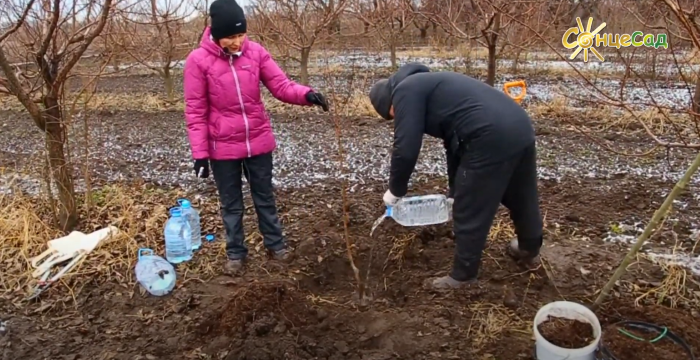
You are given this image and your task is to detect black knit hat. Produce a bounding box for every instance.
[209,0,247,40]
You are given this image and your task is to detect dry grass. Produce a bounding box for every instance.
[527,95,571,119]
[0,87,380,117]
[526,96,698,136]
[398,45,490,60]
[466,302,528,351]
[488,218,516,242]
[0,182,223,307]
[264,89,380,118]
[383,233,417,271]
[633,261,690,309]
[0,92,183,113]
[634,241,697,309]
[339,90,381,117]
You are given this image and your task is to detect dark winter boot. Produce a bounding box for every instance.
[425,276,477,291]
[224,258,245,275]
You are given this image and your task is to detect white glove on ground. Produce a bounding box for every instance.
[383,190,401,206]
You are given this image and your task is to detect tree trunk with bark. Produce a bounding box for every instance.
[485,13,501,86]
[300,47,311,85]
[43,95,77,231]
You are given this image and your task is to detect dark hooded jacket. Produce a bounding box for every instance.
[375,63,536,197]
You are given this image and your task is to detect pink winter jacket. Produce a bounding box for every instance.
[183,27,314,160]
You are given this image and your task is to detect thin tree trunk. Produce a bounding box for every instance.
[163,66,174,102]
[511,48,522,73]
[43,96,78,232]
[485,13,501,87]
[693,76,700,120]
[300,47,311,85]
[486,43,497,86]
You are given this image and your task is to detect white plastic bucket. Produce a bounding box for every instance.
[533,301,602,360]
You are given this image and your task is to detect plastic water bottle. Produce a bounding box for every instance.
[387,194,450,226]
[164,206,193,264]
[134,248,176,296]
[177,199,202,250]
[371,194,450,236]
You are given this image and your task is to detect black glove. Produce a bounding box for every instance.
[306,91,329,112]
[193,159,210,178]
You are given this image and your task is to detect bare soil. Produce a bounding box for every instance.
[1,176,698,360]
[1,73,700,359]
[601,324,692,360]
[538,316,595,349]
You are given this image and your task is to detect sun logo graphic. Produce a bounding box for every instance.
[562,17,607,62]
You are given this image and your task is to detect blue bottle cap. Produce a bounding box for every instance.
[177,199,191,209]
[205,234,215,242]
[170,206,182,217]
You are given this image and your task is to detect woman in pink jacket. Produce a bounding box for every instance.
[183,0,328,275]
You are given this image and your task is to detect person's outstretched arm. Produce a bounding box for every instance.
[259,48,313,106]
[388,87,427,197]
[183,53,210,160]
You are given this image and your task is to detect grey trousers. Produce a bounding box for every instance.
[211,152,286,260]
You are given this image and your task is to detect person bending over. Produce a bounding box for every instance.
[369,63,543,289]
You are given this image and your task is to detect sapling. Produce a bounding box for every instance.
[320,56,372,304]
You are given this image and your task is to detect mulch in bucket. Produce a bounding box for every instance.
[599,321,696,360]
[537,315,596,349]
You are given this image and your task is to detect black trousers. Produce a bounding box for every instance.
[210,152,286,260]
[451,143,543,281]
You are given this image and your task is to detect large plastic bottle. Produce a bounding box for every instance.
[134,248,176,296]
[164,206,193,264]
[177,199,202,250]
[387,194,450,226]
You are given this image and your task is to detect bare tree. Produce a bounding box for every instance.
[432,0,517,86]
[116,0,194,102]
[249,0,350,84]
[353,0,415,69]
[411,1,438,42]
[0,0,115,231]
[593,0,700,308]
[501,0,558,72]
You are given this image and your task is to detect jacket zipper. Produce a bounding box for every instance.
[228,56,252,158]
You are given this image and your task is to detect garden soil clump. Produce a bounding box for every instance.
[538,316,595,349]
[602,325,691,360]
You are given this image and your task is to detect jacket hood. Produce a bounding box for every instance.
[388,63,431,90]
[199,26,249,58]
[369,63,430,120]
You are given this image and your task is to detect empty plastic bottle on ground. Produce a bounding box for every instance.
[178,198,202,250]
[164,206,193,264]
[134,248,176,296]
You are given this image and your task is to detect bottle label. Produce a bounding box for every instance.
[386,206,393,217]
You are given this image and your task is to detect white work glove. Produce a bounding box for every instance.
[383,189,401,206]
